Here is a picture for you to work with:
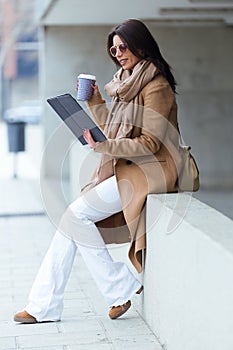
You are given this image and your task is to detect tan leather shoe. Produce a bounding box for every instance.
[14,310,37,324]
[109,286,143,320]
[109,300,131,320]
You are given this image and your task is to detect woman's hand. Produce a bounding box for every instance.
[83,129,96,149]
[92,84,100,97]
[76,82,100,97]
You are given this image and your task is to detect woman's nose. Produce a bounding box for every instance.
[116,48,123,57]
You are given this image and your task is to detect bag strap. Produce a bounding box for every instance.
[177,123,191,150]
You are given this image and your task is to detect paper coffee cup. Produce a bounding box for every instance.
[77,73,96,101]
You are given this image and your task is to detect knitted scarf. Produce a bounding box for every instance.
[96,59,158,183]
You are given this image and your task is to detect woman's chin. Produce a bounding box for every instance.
[121,64,131,71]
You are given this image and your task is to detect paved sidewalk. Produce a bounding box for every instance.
[1,122,232,350]
[0,176,162,350]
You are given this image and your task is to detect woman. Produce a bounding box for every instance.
[14,19,182,323]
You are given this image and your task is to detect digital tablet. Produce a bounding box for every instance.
[47,93,106,145]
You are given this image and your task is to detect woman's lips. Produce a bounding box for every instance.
[119,59,128,66]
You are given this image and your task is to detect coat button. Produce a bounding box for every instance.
[126,160,132,165]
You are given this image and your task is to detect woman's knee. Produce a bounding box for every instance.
[68,196,87,219]
[58,197,86,233]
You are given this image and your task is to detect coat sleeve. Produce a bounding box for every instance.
[93,82,175,157]
[87,91,109,130]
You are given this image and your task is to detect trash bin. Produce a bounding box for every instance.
[6,121,25,152]
[4,113,27,178]
[3,101,42,178]
[4,101,41,153]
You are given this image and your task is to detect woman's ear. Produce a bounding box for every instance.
[138,49,145,58]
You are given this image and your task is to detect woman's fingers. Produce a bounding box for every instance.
[83,129,96,148]
[92,84,99,95]
[83,129,92,142]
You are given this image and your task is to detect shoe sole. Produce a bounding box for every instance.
[14,316,37,324]
[136,285,143,294]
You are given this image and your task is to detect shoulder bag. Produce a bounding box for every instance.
[178,132,200,192]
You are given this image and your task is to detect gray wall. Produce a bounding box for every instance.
[41,24,233,191]
[41,25,113,180]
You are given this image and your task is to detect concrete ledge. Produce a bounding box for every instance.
[47,169,233,349]
[136,193,233,350]
[109,193,233,349]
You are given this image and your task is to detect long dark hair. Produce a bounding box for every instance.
[107,19,177,93]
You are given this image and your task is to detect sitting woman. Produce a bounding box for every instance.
[14,18,182,323]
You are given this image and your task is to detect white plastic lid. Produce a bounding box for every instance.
[78,73,96,80]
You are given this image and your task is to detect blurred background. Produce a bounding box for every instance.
[0,0,232,221]
[0,0,41,177]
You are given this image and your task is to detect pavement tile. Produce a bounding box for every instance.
[68,344,113,350]
[62,307,95,318]
[100,315,153,337]
[0,280,12,288]
[58,317,103,334]
[0,179,43,215]
[17,332,108,348]
[111,334,162,350]
[0,321,58,337]
[0,306,16,322]
[0,269,12,277]
[21,348,64,350]
[0,295,13,303]
[64,280,83,292]
[64,290,86,300]
[0,286,15,297]
[63,298,92,309]
[0,336,16,350]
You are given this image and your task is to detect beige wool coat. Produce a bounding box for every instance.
[85,69,182,273]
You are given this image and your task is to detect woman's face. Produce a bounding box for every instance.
[112,35,141,70]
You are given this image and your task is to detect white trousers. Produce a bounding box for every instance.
[25,176,141,322]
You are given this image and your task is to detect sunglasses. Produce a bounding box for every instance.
[109,43,128,57]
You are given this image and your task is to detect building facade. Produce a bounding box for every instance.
[36,0,233,203]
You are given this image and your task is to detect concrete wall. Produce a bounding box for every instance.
[38,0,233,26]
[41,25,113,181]
[110,194,233,350]
[40,24,233,194]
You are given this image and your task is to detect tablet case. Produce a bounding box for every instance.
[47,93,106,145]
